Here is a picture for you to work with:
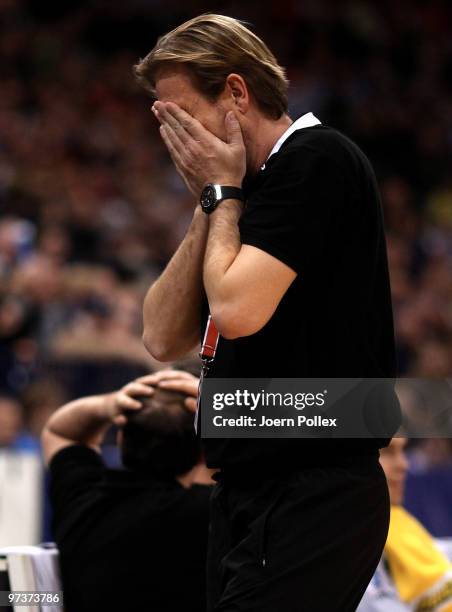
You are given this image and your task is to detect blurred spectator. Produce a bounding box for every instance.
[0,395,42,546]
[0,394,39,451]
[358,438,452,611]
[42,370,213,612]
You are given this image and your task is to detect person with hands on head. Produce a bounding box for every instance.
[42,374,155,460]
[42,369,213,612]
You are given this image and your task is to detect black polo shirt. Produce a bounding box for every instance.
[200,123,396,471]
[49,445,211,611]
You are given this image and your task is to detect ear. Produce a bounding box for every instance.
[225,73,249,114]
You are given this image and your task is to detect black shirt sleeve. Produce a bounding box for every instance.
[48,445,104,523]
[239,144,344,275]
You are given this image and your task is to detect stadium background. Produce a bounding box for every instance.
[0,0,451,542]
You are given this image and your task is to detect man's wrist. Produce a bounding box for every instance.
[210,198,243,217]
[101,393,117,421]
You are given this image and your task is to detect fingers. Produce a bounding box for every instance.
[115,393,143,410]
[123,382,154,397]
[154,102,190,145]
[115,382,154,412]
[225,111,244,147]
[162,102,210,142]
[137,370,200,406]
[158,377,199,397]
[184,397,198,413]
[159,124,185,169]
[152,104,186,163]
[114,370,200,425]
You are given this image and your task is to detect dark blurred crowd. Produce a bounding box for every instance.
[0,0,451,458]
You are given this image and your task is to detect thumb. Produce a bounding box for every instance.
[225,111,243,146]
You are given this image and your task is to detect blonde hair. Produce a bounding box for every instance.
[134,14,289,119]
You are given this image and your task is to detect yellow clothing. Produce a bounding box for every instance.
[385,505,452,612]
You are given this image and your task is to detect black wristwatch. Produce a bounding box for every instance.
[200,183,244,214]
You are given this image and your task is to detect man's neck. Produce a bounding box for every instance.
[247,113,293,175]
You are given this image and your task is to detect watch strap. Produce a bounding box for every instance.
[217,186,244,203]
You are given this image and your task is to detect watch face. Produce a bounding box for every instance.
[200,184,216,210]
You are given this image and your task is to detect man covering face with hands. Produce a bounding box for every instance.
[136,14,397,612]
[142,60,298,349]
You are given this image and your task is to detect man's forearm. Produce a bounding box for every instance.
[45,394,113,446]
[203,200,243,335]
[143,205,209,361]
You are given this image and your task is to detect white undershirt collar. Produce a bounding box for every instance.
[260,112,321,171]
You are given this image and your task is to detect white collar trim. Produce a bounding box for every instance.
[261,112,321,170]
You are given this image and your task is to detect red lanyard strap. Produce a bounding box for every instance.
[195,314,219,433]
[200,314,219,367]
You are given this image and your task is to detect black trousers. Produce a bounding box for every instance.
[207,455,390,612]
